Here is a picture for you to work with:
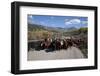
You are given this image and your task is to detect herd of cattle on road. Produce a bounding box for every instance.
[28,37,85,52]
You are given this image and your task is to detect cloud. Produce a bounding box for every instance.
[28,15,35,24]
[65,19,81,25]
[64,19,69,22]
[81,21,87,24]
[28,15,33,19]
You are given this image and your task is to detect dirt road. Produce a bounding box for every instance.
[28,46,84,61]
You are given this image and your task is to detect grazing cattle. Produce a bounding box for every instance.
[40,38,51,49]
[62,40,68,49]
[28,37,85,52]
[56,41,61,50]
[66,39,73,48]
[48,40,56,50]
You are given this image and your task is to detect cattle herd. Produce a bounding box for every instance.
[28,37,85,52]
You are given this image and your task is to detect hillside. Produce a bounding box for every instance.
[28,24,46,31]
[28,24,55,40]
[63,27,88,57]
[28,23,77,31]
[28,23,87,41]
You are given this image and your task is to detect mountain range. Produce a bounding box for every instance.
[28,23,77,32]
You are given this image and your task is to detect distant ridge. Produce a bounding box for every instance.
[28,23,78,32]
[28,23,46,31]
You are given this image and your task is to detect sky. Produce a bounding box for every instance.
[28,15,88,28]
